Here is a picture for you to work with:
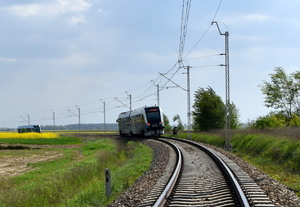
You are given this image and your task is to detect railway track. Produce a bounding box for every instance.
[139,137,275,207]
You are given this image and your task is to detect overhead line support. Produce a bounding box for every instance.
[211,21,232,151]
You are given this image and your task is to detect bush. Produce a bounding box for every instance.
[290,114,300,126]
[231,134,300,173]
[253,114,286,128]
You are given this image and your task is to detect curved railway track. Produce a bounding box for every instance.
[139,137,275,207]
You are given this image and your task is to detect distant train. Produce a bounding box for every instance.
[17,125,42,133]
[117,106,164,137]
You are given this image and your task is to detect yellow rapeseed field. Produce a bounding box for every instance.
[0,132,58,139]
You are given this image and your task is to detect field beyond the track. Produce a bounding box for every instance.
[0,133,152,206]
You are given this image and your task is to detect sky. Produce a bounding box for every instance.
[1,0,300,128]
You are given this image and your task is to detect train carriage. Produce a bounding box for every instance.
[17,125,42,133]
[117,106,164,137]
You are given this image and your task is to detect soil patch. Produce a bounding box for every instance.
[0,144,81,178]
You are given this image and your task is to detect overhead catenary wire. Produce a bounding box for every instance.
[178,0,192,62]
[183,0,223,60]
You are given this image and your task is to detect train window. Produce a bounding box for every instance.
[146,109,161,123]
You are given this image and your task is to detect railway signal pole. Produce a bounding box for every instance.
[211,21,232,151]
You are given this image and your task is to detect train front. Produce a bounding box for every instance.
[144,106,164,137]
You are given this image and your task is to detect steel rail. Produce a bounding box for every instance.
[164,137,250,207]
[153,139,183,207]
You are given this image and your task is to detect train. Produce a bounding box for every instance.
[116,106,164,137]
[17,125,42,133]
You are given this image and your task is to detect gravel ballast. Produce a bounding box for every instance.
[109,138,300,207]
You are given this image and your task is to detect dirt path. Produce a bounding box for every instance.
[0,152,62,177]
[0,144,81,178]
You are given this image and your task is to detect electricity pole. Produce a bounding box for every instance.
[212,21,232,151]
[76,105,81,133]
[152,80,160,106]
[125,91,132,111]
[51,110,55,133]
[160,65,191,139]
[186,66,191,139]
[100,99,106,133]
[69,106,80,133]
[26,113,30,125]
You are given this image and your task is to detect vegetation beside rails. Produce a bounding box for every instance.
[0,138,152,207]
[169,129,300,196]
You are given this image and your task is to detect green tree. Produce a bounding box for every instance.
[229,102,240,129]
[173,114,184,131]
[261,67,300,120]
[192,87,225,131]
[163,114,172,132]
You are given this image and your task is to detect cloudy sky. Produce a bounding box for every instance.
[0,0,300,128]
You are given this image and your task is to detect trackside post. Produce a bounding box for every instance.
[105,168,111,197]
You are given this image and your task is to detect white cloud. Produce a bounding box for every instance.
[5,0,91,17]
[8,4,44,17]
[70,15,87,24]
[223,13,272,25]
[56,53,98,66]
[244,14,271,22]
[56,0,91,13]
[0,57,17,63]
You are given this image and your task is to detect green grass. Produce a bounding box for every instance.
[170,131,300,196]
[0,138,153,207]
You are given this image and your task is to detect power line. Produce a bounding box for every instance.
[182,0,223,60]
[178,0,192,61]
[212,0,223,22]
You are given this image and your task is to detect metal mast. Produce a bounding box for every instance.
[51,110,55,133]
[100,99,106,133]
[212,21,232,151]
[157,84,160,106]
[152,80,160,106]
[76,105,81,133]
[125,91,132,111]
[186,66,191,139]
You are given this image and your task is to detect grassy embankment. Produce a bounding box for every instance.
[0,132,152,207]
[170,129,300,196]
